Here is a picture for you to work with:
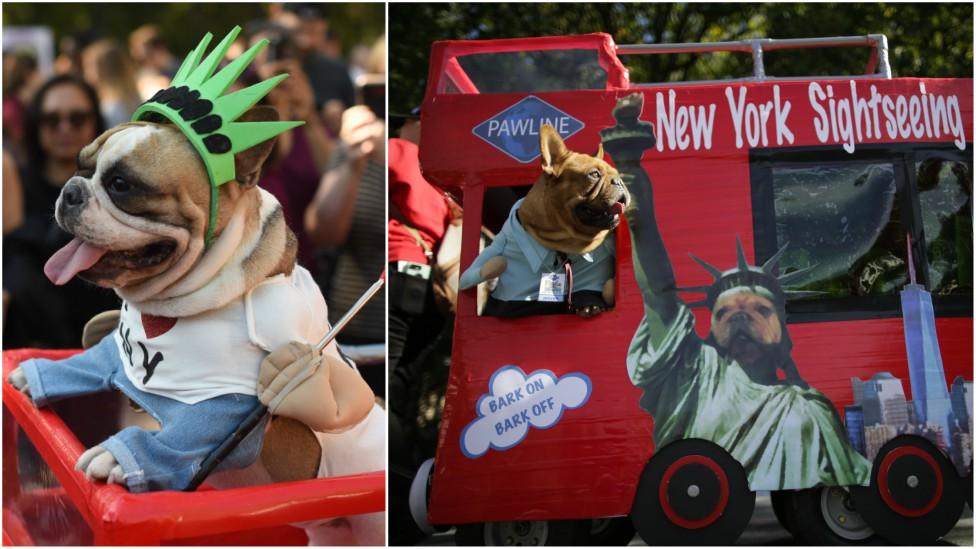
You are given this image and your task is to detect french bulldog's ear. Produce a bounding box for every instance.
[594,143,604,161]
[233,106,281,188]
[539,124,568,177]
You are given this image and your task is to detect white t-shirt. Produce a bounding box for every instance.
[114,266,333,404]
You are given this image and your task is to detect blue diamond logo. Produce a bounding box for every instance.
[472,96,585,163]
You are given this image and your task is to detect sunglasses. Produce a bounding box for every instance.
[39,110,94,130]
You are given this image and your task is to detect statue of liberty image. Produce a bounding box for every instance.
[601,93,870,490]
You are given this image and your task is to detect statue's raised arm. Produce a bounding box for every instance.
[600,94,680,324]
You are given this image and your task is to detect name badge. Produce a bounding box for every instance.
[538,272,566,302]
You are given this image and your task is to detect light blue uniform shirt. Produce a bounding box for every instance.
[460,198,615,302]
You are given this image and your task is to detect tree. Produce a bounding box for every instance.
[3,3,384,59]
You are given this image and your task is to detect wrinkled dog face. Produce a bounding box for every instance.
[48,123,211,288]
[539,125,630,231]
[710,287,783,368]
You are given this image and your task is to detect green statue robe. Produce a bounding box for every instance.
[627,303,872,491]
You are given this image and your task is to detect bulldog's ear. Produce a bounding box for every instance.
[539,124,568,177]
[233,106,281,188]
[77,124,133,170]
[594,143,604,161]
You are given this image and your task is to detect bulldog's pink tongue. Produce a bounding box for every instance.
[612,202,626,216]
[44,238,108,285]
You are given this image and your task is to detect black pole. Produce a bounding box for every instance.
[184,404,268,491]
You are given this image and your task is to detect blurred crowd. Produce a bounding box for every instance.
[2,3,386,395]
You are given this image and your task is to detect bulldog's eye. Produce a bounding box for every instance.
[107,176,132,193]
[588,170,601,182]
[715,307,728,320]
[757,305,773,318]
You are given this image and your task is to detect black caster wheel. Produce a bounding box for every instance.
[851,435,965,545]
[455,519,589,546]
[630,439,755,545]
[586,517,635,545]
[785,486,879,545]
[770,491,796,534]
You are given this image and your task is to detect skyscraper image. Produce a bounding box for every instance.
[858,372,910,427]
[901,282,954,450]
[845,405,866,455]
[950,376,973,433]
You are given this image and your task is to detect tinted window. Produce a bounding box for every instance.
[770,162,906,299]
[752,144,973,321]
[915,158,973,296]
[455,49,607,93]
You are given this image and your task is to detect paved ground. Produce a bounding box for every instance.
[419,495,974,545]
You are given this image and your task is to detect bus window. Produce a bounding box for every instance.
[770,162,906,299]
[915,158,973,297]
[455,49,608,93]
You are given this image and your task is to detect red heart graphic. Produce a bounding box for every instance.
[141,314,177,338]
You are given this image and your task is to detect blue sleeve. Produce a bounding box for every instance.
[459,231,508,290]
[20,334,121,408]
[100,393,266,492]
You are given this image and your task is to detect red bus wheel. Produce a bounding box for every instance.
[630,439,754,545]
[851,435,965,545]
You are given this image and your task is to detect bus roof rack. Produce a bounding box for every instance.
[617,34,891,87]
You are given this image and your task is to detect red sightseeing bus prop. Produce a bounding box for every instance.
[416,32,973,544]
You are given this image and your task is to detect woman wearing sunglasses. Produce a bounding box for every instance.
[3,74,118,351]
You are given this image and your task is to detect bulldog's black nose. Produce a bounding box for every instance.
[63,180,86,207]
[729,312,750,324]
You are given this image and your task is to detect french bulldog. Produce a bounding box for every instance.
[708,286,805,387]
[6,106,384,545]
[459,124,629,318]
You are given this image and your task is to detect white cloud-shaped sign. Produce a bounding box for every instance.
[460,365,591,458]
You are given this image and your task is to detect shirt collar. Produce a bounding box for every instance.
[509,198,597,272]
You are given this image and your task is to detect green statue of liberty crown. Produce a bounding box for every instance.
[132,26,303,246]
[678,236,824,312]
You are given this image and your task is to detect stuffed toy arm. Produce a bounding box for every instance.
[458,232,508,290]
[257,341,374,433]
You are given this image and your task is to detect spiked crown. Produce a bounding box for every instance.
[681,236,822,311]
[132,26,303,245]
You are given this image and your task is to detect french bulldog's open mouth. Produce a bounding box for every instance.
[44,237,178,286]
[727,331,764,362]
[575,198,628,229]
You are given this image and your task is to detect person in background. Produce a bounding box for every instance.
[3,150,24,237]
[3,49,40,162]
[82,39,142,127]
[386,107,453,399]
[128,24,179,100]
[270,3,355,131]
[248,25,336,276]
[53,30,98,76]
[3,74,119,350]
[304,102,386,397]
[3,150,24,325]
[386,107,454,546]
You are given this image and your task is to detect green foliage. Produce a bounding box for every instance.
[390,2,974,115]
[2,3,383,57]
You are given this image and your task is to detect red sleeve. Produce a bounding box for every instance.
[388,138,452,249]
